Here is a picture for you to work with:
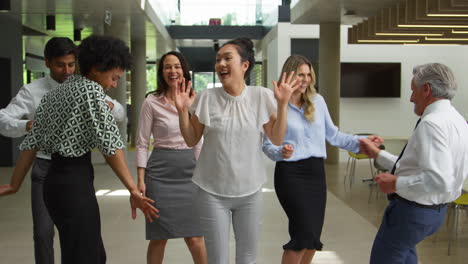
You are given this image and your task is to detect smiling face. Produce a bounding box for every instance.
[162,54,184,89]
[294,63,313,95]
[215,44,249,87]
[46,54,76,83]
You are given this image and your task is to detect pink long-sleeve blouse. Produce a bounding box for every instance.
[136,93,202,168]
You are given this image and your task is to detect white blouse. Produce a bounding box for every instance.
[190,85,277,197]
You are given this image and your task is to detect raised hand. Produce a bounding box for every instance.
[174,78,196,113]
[130,191,159,223]
[273,71,300,106]
[281,144,294,159]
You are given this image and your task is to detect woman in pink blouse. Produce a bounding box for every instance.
[136,51,206,264]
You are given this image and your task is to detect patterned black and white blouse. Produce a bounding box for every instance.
[20,74,124,157]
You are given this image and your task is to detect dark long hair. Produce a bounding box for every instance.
[152,51,191,96]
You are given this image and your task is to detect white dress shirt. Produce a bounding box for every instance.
[0,75,126,159]
[190,85,276,197]
[377,99,468,205]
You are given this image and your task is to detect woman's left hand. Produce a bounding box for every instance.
[273,71,300,106]
[130,191,159,222]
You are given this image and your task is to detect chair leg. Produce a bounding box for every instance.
[448,205,459,256]
[455,206,460,241]
[350,158,356,187]
[368,158,374,179]
[344,156,352,186]
[367,182,373,204]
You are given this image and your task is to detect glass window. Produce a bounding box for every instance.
[193,71,222,93]
[179,0,281,26]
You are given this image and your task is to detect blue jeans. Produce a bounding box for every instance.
[370,198,447,264]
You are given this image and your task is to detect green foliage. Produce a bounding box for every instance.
[146,65,157,93]
[193,73,210,93]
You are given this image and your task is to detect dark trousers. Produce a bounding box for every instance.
[370,198,447,264]
[44,153,106,264]
[31,158,55,264]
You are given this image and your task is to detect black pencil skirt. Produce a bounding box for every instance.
[44,152,106,264]
[274,156,326,251]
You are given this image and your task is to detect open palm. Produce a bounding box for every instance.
[273,71,300,105]
[174,78,196,112]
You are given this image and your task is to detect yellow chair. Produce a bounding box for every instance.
[343,151,374,188]
[447,193,468,255]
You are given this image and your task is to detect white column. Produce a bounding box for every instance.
[0,2,23,165]
[104,13,130,145]
[130,14,146,147]
[319,22,341,164]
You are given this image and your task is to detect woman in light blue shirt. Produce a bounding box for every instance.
[263,55,381,264]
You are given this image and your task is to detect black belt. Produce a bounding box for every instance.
[388,193,448,210]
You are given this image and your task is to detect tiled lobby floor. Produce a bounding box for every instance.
[0,151,467,263]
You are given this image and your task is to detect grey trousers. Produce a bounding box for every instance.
[197,188,263,264]
[31,158,54,264]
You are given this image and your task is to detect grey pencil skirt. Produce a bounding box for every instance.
[145,148,202,240]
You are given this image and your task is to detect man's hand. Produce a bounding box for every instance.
[26,120,34,132]
[374,173,397,194]
[359,138,381,159]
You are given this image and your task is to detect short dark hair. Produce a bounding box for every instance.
[44,37,77,61]
[77,35,133,75]
[155,51,191,96]
[221,37,255,78]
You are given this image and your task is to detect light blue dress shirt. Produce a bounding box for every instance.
[263,94,361,162]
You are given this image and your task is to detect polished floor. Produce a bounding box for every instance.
[0,150,467,263]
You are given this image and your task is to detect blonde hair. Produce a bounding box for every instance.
[280,55,317,121]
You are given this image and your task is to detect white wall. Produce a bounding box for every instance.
[340,25,468,138]
[260,23,468,160]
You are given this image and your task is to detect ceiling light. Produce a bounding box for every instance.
[74,28,82,41]
[425,37,468,41]
[0,0,10,11]
[357,39,420,43]
[376,32,443,36]
[46,15,55,31]
[404,43,461,46]
[399,24,468,28]
[452,29,468,34]
[427,13,468,17]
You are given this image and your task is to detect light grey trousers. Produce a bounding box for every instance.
[31,158,55,264]
[196,188,263,264]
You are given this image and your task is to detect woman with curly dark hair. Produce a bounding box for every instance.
[0,35,159,264]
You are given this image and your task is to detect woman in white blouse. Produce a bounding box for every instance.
[173,37,298,264]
